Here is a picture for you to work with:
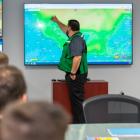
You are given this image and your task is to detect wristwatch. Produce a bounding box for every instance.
[70,72,76,76]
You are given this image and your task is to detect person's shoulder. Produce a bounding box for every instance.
[72,35,84,42]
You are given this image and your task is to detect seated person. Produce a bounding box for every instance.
[0,52,9,66]
[0,65,27,119]
[1,101,70,140]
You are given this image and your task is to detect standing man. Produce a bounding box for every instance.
[52,16,88,123]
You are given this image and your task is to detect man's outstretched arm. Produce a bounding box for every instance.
[52,16,67,33]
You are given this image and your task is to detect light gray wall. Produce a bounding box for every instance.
[3,0,140,101]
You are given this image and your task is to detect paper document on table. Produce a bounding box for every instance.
[108,128,140,137]
[87,136,119,140]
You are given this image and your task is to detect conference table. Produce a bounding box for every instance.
[65,123,140,140]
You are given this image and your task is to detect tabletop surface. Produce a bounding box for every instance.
[65,123,140,140]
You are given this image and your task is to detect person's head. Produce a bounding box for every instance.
[1,101,70,140]
[67,19,80,37]
[0,65,27,112]
[0,52,9,66]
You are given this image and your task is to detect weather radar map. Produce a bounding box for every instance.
[24,4,132,65]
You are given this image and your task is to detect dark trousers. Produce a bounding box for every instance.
[65,73,87,124]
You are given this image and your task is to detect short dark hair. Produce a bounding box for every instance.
[0,65,27,111]
[1,101,70,140]
[0,52,9,65]
[68,19,80,31]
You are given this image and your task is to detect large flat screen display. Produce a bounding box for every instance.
[24,4,132,65]
[0,38,2,51]
[0,0,2,36]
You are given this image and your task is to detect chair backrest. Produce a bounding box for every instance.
[83,94,140,123]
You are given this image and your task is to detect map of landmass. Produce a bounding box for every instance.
[24,7,132,65]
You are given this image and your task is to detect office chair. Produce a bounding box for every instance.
[83,94,140,123]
